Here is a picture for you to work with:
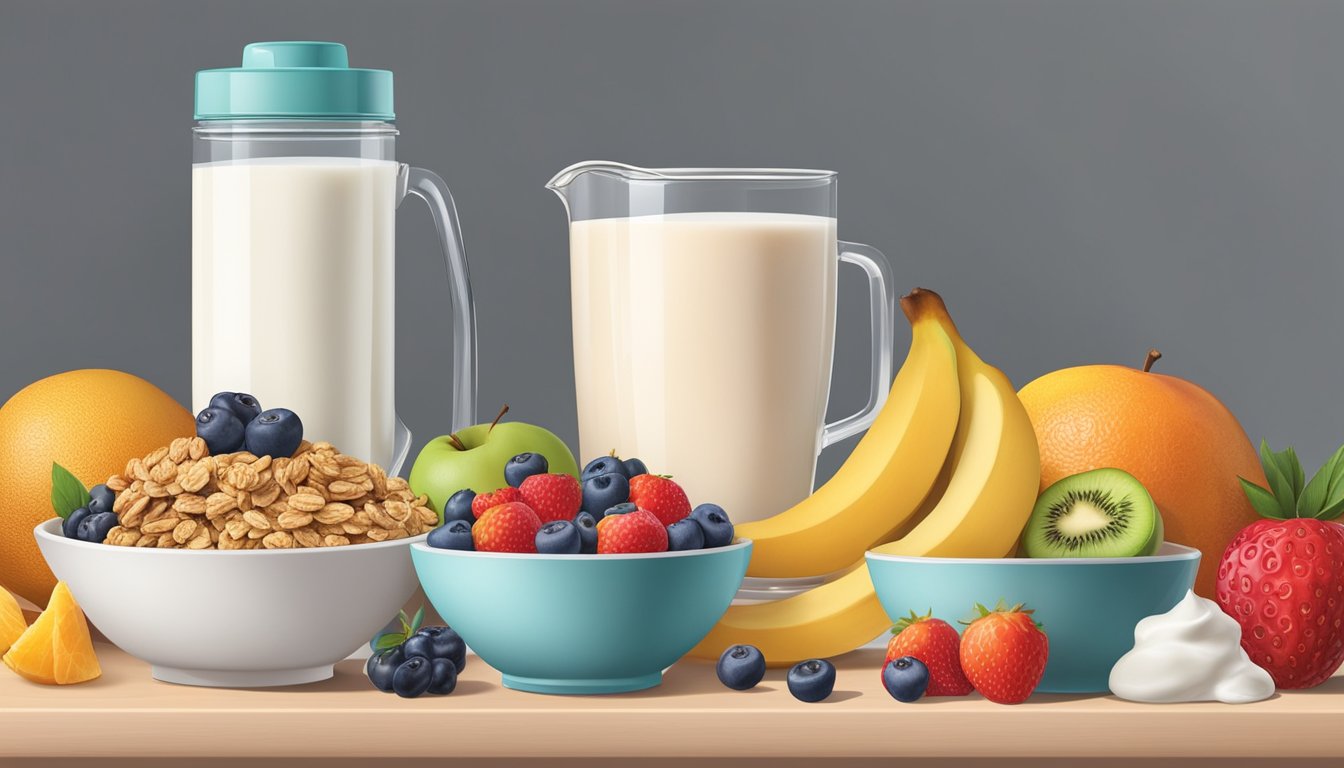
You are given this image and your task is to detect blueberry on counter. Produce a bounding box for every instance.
[717,644,766,690]
[244,408,303,458]
[63,506,91,539]
[196,406,246,455]
[410,625,467,672]
[622,457,649,478]
[536,520,581,554]
[581,456,627,482]
[573,511,598,554]
[691,503,734,548]
[581,472,629,517]
[603,502,637,518]
[427,657,458,695]
[86,484,115,517]
[210,391,263,425]
[427,519,474,551]
[392,656,434,698]
[366,646,405,692]
[442,489,477,523]
[504,452,549,487]
[667,518,705,551]
[882,656,929,703]
[787,659,836,703]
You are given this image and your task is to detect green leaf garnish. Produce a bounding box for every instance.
[1244,440,1344,521]
[1240,477,1286,519]
[373,633,405,651]
[1257,441,1298,519]
[50,463,91,520]
[410,605,425,635]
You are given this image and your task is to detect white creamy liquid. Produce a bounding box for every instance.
[570,212,839,523]
[192,157,398,466]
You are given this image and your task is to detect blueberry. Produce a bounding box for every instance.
[411,626,467,672]
[581,472,629,517]
[573,512,598,554]
[882,656,929,703]
[442,489,477,523]
[667,518,706,551]
[581,456,627,482]
[244,408,304,458]
[603,502,638,518]
[365,646,404,692]
[196,406,246,455]
[504,452,549,487]
[427,519,474,551]
[87,484,115,517]
[716,644,766,690]
[78,512,118,544]
[536,520,581,554]
[691,503,734,548]
[623,457,649,477]
[428,657,458,695]
[210,391,263,425]
[63,506,91,539]
[392,656,434,698]
[787,659,836,703]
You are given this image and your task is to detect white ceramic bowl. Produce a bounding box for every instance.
[34,518,424,688]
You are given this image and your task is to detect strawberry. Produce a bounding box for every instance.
[958,602,1049,704]
[1216,441,1344,689]
[597,507,669,553]
[471,501,542,553]
[471,487,523,519]
[627,474,691,526]
[885,610,973,696]
[518,473,583,523]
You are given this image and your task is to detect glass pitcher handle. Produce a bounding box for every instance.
[820,240,895,449]
[399,165,478,433]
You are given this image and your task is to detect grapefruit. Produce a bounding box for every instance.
[0,369,194,606]
[3,581,100,685]
[1018,349,1265,597]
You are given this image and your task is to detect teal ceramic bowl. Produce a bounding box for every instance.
[865,543,1200,693]
[411,540,752,695]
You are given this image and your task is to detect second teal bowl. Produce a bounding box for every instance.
[411,540,752,695]
[866,543,1200,693]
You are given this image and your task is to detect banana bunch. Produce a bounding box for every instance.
[691,289,1040,666]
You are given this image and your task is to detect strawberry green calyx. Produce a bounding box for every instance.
[890,608,934,635]
[1240,440,1344,522]
[959,601,1043,630]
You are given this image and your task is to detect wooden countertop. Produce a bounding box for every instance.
[0,642,1341,762]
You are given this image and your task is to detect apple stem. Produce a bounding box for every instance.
[489,404,510,433]
[447,433,468,452]
[1143,348,1162,373]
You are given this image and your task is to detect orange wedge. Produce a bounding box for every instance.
[3,581,100,685]
[0,586,25,654]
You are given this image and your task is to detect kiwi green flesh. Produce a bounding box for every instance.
[1022,467,1163,558]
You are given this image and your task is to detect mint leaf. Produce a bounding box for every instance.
[1258,441,1298,519]
[50,463,91,520]
[410,605,425,635]
[373,633,405,652]
[1241,477,1286,519]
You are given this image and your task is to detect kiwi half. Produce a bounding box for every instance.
[1021,468,1163,558]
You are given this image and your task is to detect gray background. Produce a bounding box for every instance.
[2,0,1341,483]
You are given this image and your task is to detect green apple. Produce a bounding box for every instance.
[409,406,579,522]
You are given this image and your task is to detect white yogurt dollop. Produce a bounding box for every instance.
[1109,590,1274,704]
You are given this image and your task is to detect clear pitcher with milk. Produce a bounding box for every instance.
[548,162,895,526]
[192,42,475,473]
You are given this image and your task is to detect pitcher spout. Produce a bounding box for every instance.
[546,161,662,194]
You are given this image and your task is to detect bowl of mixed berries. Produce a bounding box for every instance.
[411,453,751,694]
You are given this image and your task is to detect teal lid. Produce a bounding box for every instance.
[194,42,394,121]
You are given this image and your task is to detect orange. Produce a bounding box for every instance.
[0,369,194,606]
[0,586,25,654]
[1018,350,1264,597]
[3,581,100,685]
